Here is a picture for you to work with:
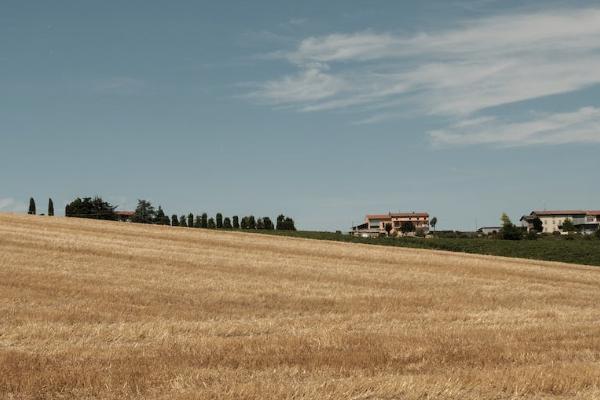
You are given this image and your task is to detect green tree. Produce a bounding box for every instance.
[131,199,156,224]
[194,215,202,228]
[208,217,216,229]
[201,213,208,228]
[155,206,170,225]
[430,217,437,231]
[384,222,393,236]
[188,213,194,228]
[276,214,285,230]
[247,216,256,229]
[28,198,36,215]
[171,214,179,227]
[400,221,415,235]
[256,218,265,229]
[263,217,274,230]
[223,217,232,229]
[48,198,54,216]
[276,214,296,231]
[500,213,523,240]
[595,229,600,239]
[232,215,240,229]
[179,215,187,228]
[216,213,223,229]
[65,197,116,220]
[560,218,577,234]
[532,217,543,233]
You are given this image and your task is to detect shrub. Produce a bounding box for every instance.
[525,231,538,240]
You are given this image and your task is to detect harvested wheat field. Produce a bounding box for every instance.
[1,214,600,399]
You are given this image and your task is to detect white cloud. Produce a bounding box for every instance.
[429,107,600,146]
[248,7,600,146]
[249,66,347,104]
[0,198,26,212]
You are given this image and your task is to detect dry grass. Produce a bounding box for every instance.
[1,213,600,399]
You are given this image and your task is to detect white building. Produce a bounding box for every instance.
[520,210,600,234]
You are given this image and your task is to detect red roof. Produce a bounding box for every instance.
[533,210,587,216]
[586,210,600,216]
[114,211,135,216]
[366,214,391,220]
[391,212,429,218]
[366,212,429,220]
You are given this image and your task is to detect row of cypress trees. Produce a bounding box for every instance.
[27,198,54,216]
[132,199,296,230]
[58,196,297,231]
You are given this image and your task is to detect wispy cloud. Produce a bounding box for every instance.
[430,107,600,146]
[0,197,26,212]
[248,7,600,146]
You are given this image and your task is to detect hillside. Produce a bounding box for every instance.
[1,213,600,399]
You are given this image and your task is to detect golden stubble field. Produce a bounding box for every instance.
[1,213,599,399]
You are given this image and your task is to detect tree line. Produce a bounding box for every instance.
[61,196,296,231]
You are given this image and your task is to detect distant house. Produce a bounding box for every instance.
[477,226,501,235]
[114,211,135,222]
[520,210,600,234]
[351,212,430,237]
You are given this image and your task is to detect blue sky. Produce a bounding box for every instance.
[1,0,599,230]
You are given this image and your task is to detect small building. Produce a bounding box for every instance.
[477,226,502,235]
[351,212,430,237]
[114,211,135,222]
[520,210,600,234]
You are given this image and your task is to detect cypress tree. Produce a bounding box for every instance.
[216,213,223,229]
[28,198,36,215]
[208,217,216,229]
[171,214,179,227]
[180,215,187,228]
[276,214,285,230]
[263,216,274,230]
[194,215,201,228]
[201,213,208,228]
[223,217,232,229]
[232,215,240,229]
[48,198,54,216]
[155,206,166,224]
[188,213,194,228]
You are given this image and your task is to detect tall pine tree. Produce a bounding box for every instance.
[28,198,36,215]
[48,198,54,216]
